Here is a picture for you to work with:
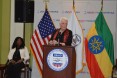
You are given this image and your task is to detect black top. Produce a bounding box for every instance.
[12,49,21,62]
[50,29,72,46]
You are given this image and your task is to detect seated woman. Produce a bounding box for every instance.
[49,17,72,46]
[5,37,29,78]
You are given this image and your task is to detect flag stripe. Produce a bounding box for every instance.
[35,30,43,54]
[95,12,114,65]
[94,23,113,77]
[34,32,43,57]
[32,35,43,63]
[85,38,104,78]
[30,44,42,74]
[86,23,113,77]
[47,36,50,41]
[35,30,44,57]
[31,40,43,68]
[44,38,49,44]
[35,28,44,45]
[43,38,47,45]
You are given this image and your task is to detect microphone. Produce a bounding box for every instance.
[58,32,61,38]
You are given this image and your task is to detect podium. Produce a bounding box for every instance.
[43,45,76,78]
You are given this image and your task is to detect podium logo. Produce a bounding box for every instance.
[53,54,63,57]
[47,49,68,71]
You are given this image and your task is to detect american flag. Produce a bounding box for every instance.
[30,9,56,75]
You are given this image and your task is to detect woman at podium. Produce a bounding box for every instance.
[49,17,72,46]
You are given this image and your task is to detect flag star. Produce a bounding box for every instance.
[37,10,56,38]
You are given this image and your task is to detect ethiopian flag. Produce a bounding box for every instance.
[85,11,114,78]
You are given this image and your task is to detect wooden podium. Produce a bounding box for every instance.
[43,45,76,78]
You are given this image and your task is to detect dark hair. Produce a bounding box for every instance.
[12,37,25,49]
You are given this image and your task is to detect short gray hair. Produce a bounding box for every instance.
[59,17,68,23]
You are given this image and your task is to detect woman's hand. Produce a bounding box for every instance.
[48,40,58,45]
[60,43,65,46]
[10,60,16,64]
[16,58,24,64]
[48,40,53,45]
[53,40,58,45]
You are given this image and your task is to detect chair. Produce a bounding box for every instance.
[0,64,6,78]
[112,65,117,78]
[3,59,32,78]
[21,59,32,78]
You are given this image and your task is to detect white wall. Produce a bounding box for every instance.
[10,0,24,48]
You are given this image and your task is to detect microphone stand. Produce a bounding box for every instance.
[57,32,61,46]
[58,38,60,46]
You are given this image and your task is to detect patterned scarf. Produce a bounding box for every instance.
[53,29,69,43]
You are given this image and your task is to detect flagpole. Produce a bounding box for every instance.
[73,0,75,9]
[43,0,49,9]
[73,0,75,11]
[45,1,47,9]
[101,0,103,11]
